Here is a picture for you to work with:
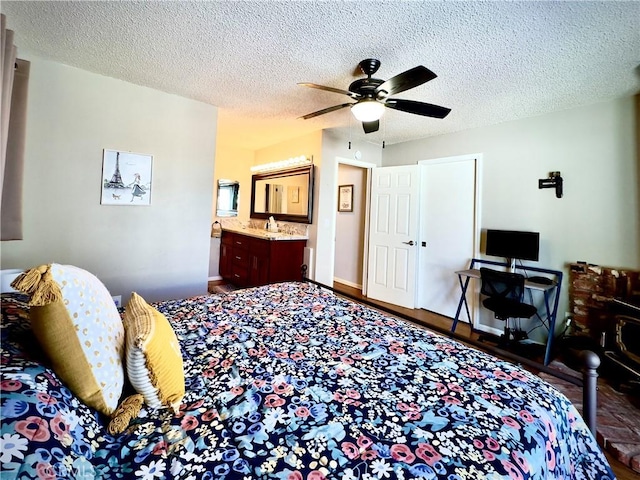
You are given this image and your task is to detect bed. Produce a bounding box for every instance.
[1,281,614,479]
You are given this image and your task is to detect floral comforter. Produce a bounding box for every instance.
[1,282,614,479]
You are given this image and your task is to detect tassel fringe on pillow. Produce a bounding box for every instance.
[11,265,62,306]
[107,394,144,435]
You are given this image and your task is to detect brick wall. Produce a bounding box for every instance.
[569,263,640,346]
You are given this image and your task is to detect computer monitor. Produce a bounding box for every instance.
[485,229,540,267]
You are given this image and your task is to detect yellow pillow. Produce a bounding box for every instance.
[123,292,184,412]
[11,264,125,416]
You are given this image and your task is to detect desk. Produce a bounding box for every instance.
[451,258,563,366]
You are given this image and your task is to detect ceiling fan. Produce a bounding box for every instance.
[298,58,451,134]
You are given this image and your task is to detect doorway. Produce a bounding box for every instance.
[331,158,376,294]
[334,163,369,290]
[330,154,480,322]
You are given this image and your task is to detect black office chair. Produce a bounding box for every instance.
[480,267,537,344]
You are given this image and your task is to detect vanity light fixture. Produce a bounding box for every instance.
[250,155,312,173]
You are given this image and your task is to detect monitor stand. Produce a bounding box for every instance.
[508,258,516,273]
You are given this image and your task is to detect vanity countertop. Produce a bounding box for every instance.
[221,225,308,241]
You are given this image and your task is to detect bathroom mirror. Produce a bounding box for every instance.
[216,179,239,217]
[250,165,314,224]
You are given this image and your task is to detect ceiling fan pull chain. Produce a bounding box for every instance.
[383,114,386,148]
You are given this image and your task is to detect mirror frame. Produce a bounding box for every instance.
[250,165,314,224]
[216,179,239,217]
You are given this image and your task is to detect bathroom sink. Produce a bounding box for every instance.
[221,226,307,241]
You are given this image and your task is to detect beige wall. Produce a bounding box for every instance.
[0,54,218,302]
[254,131,324,275]
[383,95,639,320]
[243,130,382,283]
[212,145,254,220]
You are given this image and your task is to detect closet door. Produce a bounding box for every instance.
[418,156,479,320]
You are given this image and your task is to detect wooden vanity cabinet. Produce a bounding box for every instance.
[220,231,306,288]
[219,233,233,279]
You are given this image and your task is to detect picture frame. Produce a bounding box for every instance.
[338,184,354,212]
[101,149,153,206]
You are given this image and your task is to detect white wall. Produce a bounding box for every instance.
[383,96,639,321]
[0,55,217,302]
[335,164,367,287]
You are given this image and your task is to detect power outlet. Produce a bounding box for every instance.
[112,295,122,308]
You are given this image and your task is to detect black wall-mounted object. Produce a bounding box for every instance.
[539,171,563,198]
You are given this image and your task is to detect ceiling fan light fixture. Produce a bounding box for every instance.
[299,60,449,131]
[351,99,385,122]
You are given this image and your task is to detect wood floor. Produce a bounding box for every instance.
[331,281,639,480]
[331,281,476,338]
[605,453,639,480]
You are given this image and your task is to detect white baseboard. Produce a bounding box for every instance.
[208,275,223,281]
[333,277,362,290]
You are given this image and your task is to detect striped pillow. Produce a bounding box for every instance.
[123,292,184,412]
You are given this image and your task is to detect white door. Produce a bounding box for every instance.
[366,165,420,308]
[418,156,478,319]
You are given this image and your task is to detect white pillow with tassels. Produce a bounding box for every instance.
[11,264,125,416]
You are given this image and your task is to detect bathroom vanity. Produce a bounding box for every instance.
[219,227,307,288]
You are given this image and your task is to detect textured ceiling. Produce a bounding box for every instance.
[2,1,639,150]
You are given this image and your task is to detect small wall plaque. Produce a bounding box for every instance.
[338,184,354,212]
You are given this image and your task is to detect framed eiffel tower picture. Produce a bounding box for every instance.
[101,149,153,206]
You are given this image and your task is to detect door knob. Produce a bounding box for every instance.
[402,240,415,246]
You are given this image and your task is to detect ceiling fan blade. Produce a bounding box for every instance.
[385,98,451,119]
[375,66,437,97]
[362,120,379,134]
[298,83,361,99]
[299,103,353,120]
